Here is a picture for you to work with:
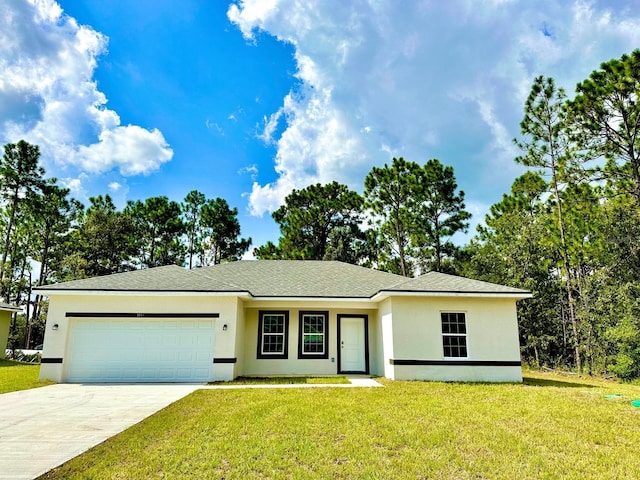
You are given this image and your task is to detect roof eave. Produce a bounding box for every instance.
[0,306,22,312]
[33,288,253,298]
[371,290,533,302]
[246,295,374,303]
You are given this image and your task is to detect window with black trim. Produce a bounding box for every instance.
[441,312,467,358]
[257,311,289,359]
[298,311,329,359]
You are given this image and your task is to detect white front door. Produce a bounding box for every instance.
[339,315,367,373]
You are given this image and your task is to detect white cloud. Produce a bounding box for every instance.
[228,0,640,217]
[108,182,122,192]
[60,174,88,199]
[74,125,172,176]
[257,108,283,144]
[0,0,173,177]
[205,119,224,135]
[238,164,259,181]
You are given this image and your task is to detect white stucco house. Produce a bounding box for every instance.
[36,261,531,384]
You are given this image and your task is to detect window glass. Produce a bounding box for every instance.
[299,312,328,358]
[441,312,467,358]
[258,312,288,358]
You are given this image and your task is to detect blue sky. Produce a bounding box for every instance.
[2,0,640,255]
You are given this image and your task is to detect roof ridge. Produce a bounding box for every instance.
[188,266,246,291]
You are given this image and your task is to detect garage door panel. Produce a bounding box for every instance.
[66,317,215,383]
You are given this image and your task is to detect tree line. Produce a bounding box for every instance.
[3,49,639,380]
[0,141,251,350]
[254,158,470,277]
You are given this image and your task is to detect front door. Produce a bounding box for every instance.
[338,315,368,374]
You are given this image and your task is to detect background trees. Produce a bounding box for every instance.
[414,159,471,273]
[568,50,640,199]
[364,158,419,276]
[254,181,365,262]
[62,195,135,279]
[363,157,469,275]
[199,197,251,265]
[255,166,470,274]
[126,196,185,268]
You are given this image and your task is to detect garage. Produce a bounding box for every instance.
[65,314,216,383]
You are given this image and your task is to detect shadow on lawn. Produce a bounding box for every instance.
[0,359,37,368]
[523,376,596,389]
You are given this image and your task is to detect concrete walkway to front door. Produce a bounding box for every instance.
[0,383,200,480]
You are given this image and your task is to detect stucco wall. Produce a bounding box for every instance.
[242,302,377,377]
[38,291,524,383]
[377,298,394,378]
[39,293,238,382]
[392,365,523,382]
[232,297,245,378]
[386,296,522,382]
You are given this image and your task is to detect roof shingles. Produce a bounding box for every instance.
[36,261,530,298]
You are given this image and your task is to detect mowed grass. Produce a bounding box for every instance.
[41,370,640,480]
[212,376,351,385]
[0,359,53,394]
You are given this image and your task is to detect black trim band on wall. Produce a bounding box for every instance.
[213,358,237,364]
[66,312,220,318]
[390,359,521,367]
[41,358,63,364]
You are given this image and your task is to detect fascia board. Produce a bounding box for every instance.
[246,296,374,303]
[371,290,533,302]
[34,289,252,298]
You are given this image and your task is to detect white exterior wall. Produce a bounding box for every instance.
[378,298,395,379]
[39,293,239,382]
[39,291,525,383]
[387,296,522,382]
[367,305,382,377]
[242,301,377,377]
[233,297,246,378]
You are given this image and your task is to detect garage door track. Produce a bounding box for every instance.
[0,383,199,480]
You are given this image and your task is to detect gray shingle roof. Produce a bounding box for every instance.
[195,260,405,297]
[382,271,530,295]
[35,261,531,298]
[36,265,243,292]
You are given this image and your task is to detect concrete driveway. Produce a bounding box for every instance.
[0,383,200,480]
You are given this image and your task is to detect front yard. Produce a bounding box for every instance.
[40,371,640,479]
[0,359,52,394]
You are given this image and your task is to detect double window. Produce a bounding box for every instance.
[441,312,467,358]
[257,310,329,360]
[257,311,289,359]
[298,311,328,359]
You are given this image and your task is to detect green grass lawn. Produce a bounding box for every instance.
[41,370,640,480]
[0,359,53,394]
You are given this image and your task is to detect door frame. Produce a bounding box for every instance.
[336,314,370,374]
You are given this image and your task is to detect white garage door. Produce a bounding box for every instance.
[66,317,215,383]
